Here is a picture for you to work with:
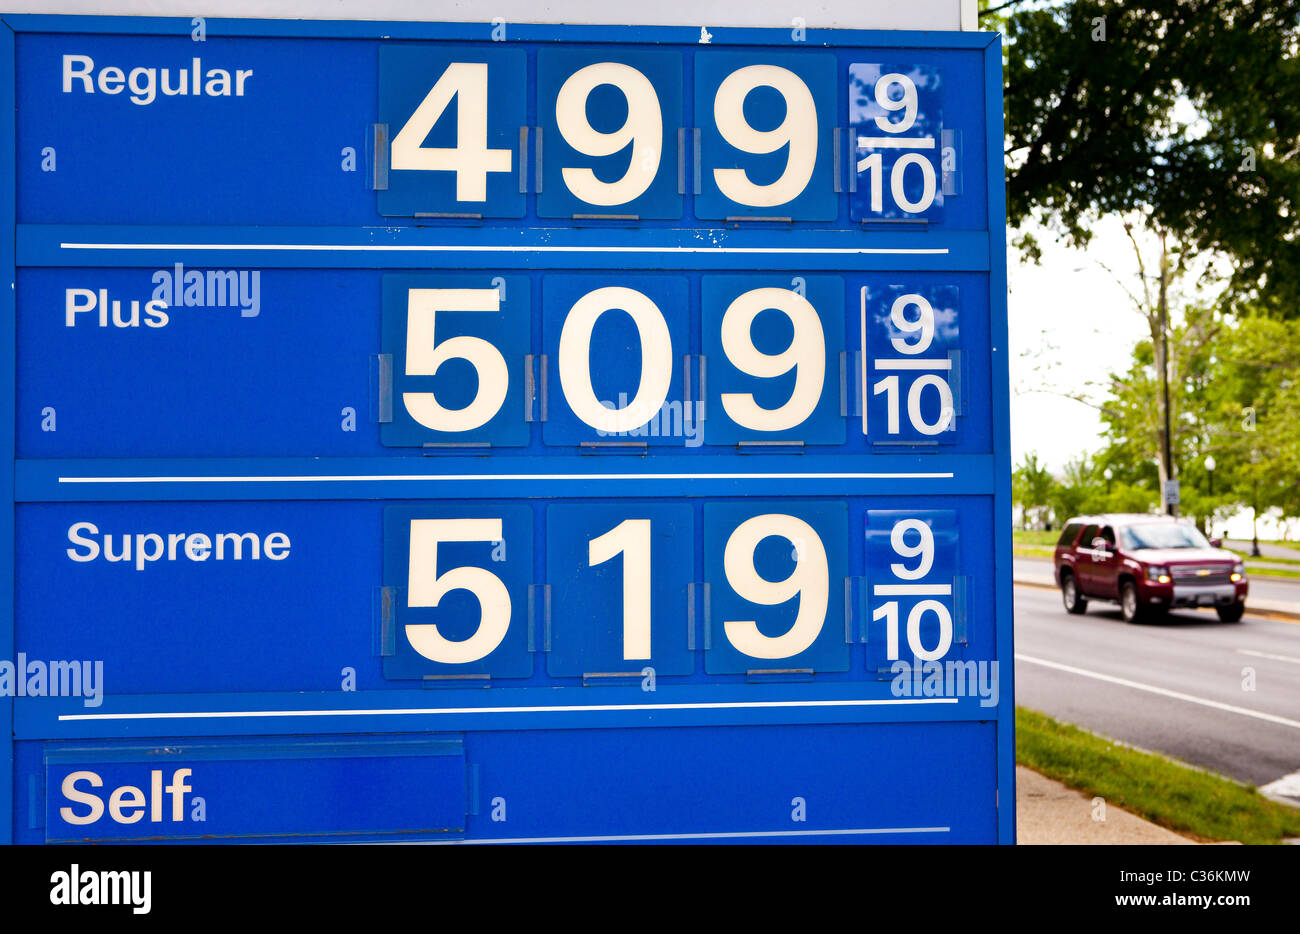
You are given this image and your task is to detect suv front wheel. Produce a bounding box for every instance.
[1120,580,1149,624]
[1061,572,1087,615]
[1217,602,1246,623]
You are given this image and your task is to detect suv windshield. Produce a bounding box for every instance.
[1120,523,1211,551]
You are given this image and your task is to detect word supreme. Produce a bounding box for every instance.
[66,522,290,570]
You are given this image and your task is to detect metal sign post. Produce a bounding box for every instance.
[1,13,1011,844]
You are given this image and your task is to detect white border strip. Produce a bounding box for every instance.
[1017,654,1300,730]
[60,242,950,256]
[446,826,951,844]
[59,697,957,722]
[57,471,955,484]
[1237,648,1300,665]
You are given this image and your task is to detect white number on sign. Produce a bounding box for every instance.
[889,518,934,579]
[872,599,952,661]
[589,519,652,659]
[872,518,952,661]
[859,152,937,215]
[406,518,511,663]
[558,286,674,434]
[722,514,829,659]
[858,74,936,215]
[720,288,826,431]
[556,63,662,206]
[889,294,936,355]
[873,73,919,134]
[402,288,509,432]
[713,65,818,208]
[391,62,513,202]
[872,373,954,436]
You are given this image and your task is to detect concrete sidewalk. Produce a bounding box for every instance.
[1016,766,1198,844]
[1224,538,1300,561]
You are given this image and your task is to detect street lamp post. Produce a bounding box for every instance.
[1204,454,1215,537]
[1103,467,1113,495]
[1158,242,1175,517]
[1252,480,1262,557]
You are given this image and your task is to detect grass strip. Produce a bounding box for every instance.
[1013,530,1061,546]
[1244,562,1300,580]
[1244,553,1300,567]
[1016,707,1300,844]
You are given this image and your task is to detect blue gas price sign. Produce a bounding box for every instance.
[1,16,1012,845]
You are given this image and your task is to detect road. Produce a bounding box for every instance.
[1014,577,1300,803]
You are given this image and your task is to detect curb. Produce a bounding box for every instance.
[1014,578,1300,623]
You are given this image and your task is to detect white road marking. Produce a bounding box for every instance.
[1016,654,1300,730]
[1258,770,1300,798]
[1237,648,1300,665]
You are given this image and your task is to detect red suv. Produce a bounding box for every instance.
[1054,514,1248,623]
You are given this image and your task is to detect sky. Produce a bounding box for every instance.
[1007,215,1153,473]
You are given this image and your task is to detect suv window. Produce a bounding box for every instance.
[1056,523,1083,547]
[1119,523,1211,550]
[1100,526,1115,545]
[1079,525,1099,547]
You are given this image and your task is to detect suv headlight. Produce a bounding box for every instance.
[1146,566,1171,583]
[1232,563,1245,582]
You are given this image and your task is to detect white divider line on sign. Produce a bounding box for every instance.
[60,241,950,256]
[57,471,956,484]
[58,696,960,722]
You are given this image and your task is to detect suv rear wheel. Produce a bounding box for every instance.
[1120,580,1146,624]
[1061,572,1087,615]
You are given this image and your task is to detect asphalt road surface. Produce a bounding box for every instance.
[1014,582,1300,803]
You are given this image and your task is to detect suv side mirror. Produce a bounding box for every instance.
[1209,538,1223,548]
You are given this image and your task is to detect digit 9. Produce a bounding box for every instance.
[712,65,818,208]
[555,62,663,206]
[873,73,919,134]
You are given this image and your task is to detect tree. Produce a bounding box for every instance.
[1048,453,1100,523]
[1091,307,1300,537]
[990,0,1300,310]
[1197,313,1300,536]
[1013,451,1056,528]
[1094,301,1221,514]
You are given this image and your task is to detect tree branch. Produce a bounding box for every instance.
[979,0,1032,19]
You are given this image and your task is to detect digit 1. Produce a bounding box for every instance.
[589,519,652,660]
[873,374,900,433]
[872,601,900,660]
[861,151,883,213]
